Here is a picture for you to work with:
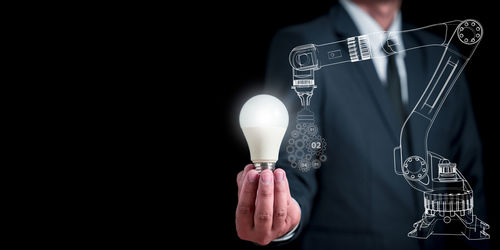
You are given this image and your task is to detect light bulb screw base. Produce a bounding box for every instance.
[253,162,276,172]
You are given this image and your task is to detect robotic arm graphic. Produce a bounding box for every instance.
[289,19,489,239]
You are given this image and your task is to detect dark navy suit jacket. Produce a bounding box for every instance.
[265,4,488,250]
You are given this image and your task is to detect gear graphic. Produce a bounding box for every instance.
[305,124,318,136]
[302,134,310,143]
[319,154,327,162]
[319,138,327,156]
[287,116,328,172]
[311,138,327,156]
[295,149,305,159]
[298,159,311,172]
[312,159,321,169]
[306,136,322,154]
[295,139,305,149]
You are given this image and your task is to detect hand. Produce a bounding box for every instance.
[235,164,301,245]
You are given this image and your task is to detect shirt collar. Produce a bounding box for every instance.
[340,0,405,56]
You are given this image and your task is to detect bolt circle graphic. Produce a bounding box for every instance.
[457,20,482,45]
[403,156,427,181]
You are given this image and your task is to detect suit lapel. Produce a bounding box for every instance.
[329,7,400,143]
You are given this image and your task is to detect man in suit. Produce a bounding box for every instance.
[235,0,488,249]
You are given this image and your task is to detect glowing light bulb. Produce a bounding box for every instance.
[239,94,289,172]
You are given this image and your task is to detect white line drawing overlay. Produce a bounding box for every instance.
[288,19,489,239]
[287,57,328,171]
[286,107,327,172]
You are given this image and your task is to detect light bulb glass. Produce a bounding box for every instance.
[239,94,289,171]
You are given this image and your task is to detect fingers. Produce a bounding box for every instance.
[272,169,288,234]
[237,164,254,197]
[254,170,274,236]
[236,167,297,245]
[236,169,259,236]
[284,171,292,206]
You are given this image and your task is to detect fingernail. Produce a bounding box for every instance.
[275,171,284,183]
[274,171,283,182]
[247,171,258,183]
[261,172,272,185]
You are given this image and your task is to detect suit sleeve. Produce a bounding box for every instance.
[264,28,319,242]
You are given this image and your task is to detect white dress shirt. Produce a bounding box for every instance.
[340,0,409,104]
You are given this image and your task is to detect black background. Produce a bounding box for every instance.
[184,1,499,249]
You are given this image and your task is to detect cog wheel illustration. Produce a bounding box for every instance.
[321,138,327,150]
[305,154,312,161]
[306,136,322,154]
[286,112,328,172]
[295,149,305,159]
[295,139,305,150]
[312,159,321,169]
[315,138,327,156]
[298,159,311,172]
[305,124,318,136]
[319,154,327,162]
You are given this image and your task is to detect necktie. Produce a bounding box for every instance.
[384,40,406,125]
[383,40,412,152]
[384,41,420,236]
